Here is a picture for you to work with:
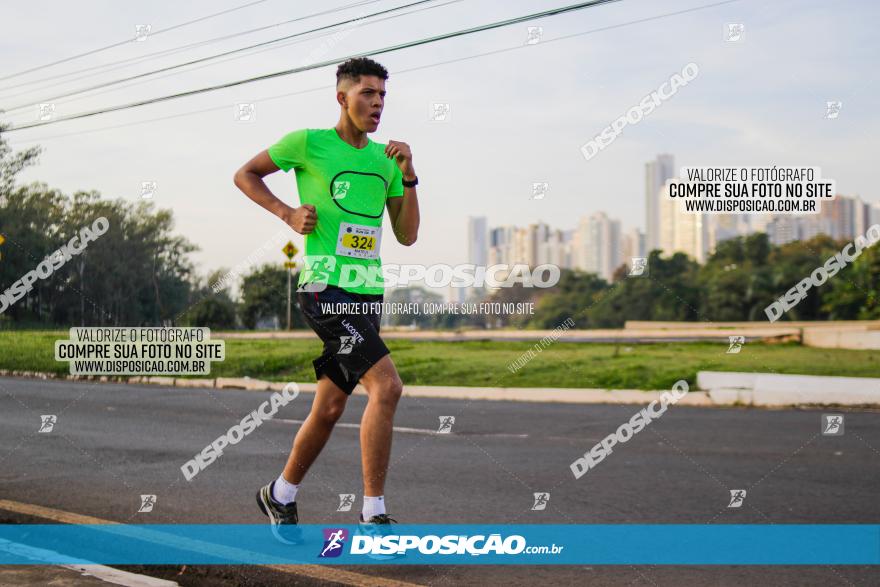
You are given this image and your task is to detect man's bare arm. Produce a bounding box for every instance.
[384,139,419,246]
[386,184,419,246]
[233,150,316,234]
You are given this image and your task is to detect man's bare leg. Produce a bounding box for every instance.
[358,355,403,498]
[281,375,349,484]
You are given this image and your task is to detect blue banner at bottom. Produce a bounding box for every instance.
[0,524,877,565]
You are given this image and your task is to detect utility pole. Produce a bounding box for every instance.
[79,258,85,327]
[282,241,298,330]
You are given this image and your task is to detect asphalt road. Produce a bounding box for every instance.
[1,376,878,586]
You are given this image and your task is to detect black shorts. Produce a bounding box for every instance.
[297,284,389,395]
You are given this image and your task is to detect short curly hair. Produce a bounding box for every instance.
[336,57,388,88]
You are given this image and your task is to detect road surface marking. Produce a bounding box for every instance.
[66,564,179,587]
[0,537,178,586]
[274,418,529,438]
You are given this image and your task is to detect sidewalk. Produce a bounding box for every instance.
[3,370,878,407]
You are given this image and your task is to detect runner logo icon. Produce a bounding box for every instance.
[298,255,337,293]
[437,416,455,433]
[319,528,348,558]
[338,335,356,355]
[531,492,550,511]
[333,181,350,200]
[727,335,745,354]
[629,257,648,276]
[728,489,747,508]
[337,494,355,511]
[822,414,844,435]
[39,415,57,433]
[138,495,156,513]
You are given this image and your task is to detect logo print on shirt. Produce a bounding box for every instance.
[333,181,350,200]
[329,171,388,218]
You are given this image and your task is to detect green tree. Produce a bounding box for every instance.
[0,182,65,323]
[698,233,777,321]
[239,264,306,329]
[180,269,237,329]
[585,250,700,327]
[1,182,198,326]
[0,122,41,198]
[529,269,608,328]
[822,245,880,319]
[767,235,840,321]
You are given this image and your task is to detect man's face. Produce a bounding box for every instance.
[339,75,385,132]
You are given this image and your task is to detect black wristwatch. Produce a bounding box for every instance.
[402,175,418,188]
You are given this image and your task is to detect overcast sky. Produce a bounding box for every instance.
[2,0,877,276]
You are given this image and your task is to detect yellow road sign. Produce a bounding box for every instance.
[282,241,298,259]
[284,261,297,269]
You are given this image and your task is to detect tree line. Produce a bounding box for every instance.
[509,233,880,329]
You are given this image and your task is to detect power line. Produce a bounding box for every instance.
[4,0,741,144]
[0,0,387,96]
[2,0,440,113]
[0,0,459,122]
[0,0,274,83]
[5,0,625,131]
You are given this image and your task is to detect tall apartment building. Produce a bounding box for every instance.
[571,212,621,281]
[659,181,708,263]
[645,154,675,252]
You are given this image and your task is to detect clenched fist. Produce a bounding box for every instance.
[285,204,317,235]
[385,140,416,179]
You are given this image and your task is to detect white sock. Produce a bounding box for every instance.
[362,495,386,520]
[272,474,299,504]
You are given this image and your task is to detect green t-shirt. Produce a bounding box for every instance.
[268,128,404,295]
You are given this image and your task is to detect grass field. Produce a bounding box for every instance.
[1,330,878,390]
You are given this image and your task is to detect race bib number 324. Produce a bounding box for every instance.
[336,222,381,259]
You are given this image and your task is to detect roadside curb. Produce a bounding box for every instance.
[1,369,877,407]
[0,565,178,587]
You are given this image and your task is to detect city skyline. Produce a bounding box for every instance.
[469,152,879,287]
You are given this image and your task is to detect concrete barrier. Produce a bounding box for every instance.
[697,371,880,406]
[623,320,880,350]
[754,373,880,394]
[802,327,880,350]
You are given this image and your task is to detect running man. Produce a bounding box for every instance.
[233,57,419,540]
